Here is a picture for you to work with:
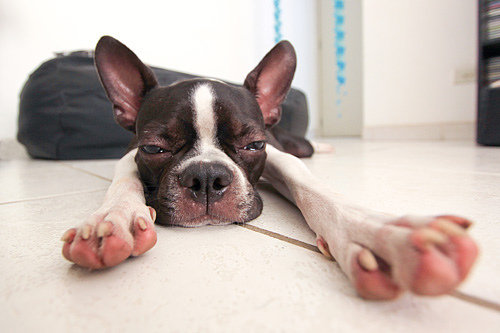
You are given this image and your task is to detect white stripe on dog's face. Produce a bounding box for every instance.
[187,83,244,171]
[192,84,217,150]
[171,83,253,222]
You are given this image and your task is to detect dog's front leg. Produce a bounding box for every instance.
[263,145,478,300]
[61,149,157,269]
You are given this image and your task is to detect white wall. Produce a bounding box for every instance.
[318,0,363,136]
[362,0,477,132]
[0,0,318,139]
[254,0,319,136]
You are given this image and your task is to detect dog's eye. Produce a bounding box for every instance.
[140,145,166,154]
[243,141,266,151]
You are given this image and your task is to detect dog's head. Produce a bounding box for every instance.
[94,36,296,226]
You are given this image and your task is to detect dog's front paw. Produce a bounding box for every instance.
[61,204,157,269]
[319,215,478,300]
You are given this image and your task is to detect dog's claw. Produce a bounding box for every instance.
[61,229,76,243]
[411,228,448,251]
[149,207,157,223]
[96,221,113,238]
[433,219,467,236]
[358,248,378,271]
[137,217,148,231]
[317,236,333,259]
[81,225,91,240]
[436,215,472,229]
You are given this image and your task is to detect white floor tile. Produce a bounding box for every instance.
[61,160,118,180]
[0,160,110,204]
[1,139,499,332]
[304,140,500,302]
[253,183,317,245]
[243,140,500,303]
[310,139,500,175]
[1,192,499,332]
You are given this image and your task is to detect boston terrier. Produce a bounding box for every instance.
[61,36,478,300]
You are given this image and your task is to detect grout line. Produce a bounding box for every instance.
[238,223,500,313]
[236,223,323,255]
[58,162,113,182]
[55,160,500,313]
[0,188,109,206]
[449,290,500,313]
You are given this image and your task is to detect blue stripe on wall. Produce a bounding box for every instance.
[334,0,346,116]
[274,0,282,44]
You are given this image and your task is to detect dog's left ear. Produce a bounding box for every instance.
[244,41,296,128]
[94,36,158,132]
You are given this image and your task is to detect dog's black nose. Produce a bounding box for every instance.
[179,162,233,203]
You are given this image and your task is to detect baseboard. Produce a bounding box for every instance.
[362,122,475,140]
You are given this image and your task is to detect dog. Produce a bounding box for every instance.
[60,36,478,300]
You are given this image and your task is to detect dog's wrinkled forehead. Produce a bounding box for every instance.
[189,80,265,146]
[138,79,265,147]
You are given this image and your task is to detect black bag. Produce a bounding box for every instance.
[18,51,309,160]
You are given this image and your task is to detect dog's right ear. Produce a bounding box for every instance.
[94,36,158,132]
[244,41,296,128]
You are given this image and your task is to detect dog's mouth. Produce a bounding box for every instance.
[166,214,235,227]
[152,190,263,227]
[146,156,265,227]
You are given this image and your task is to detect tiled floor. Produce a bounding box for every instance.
[1,139,499,332]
